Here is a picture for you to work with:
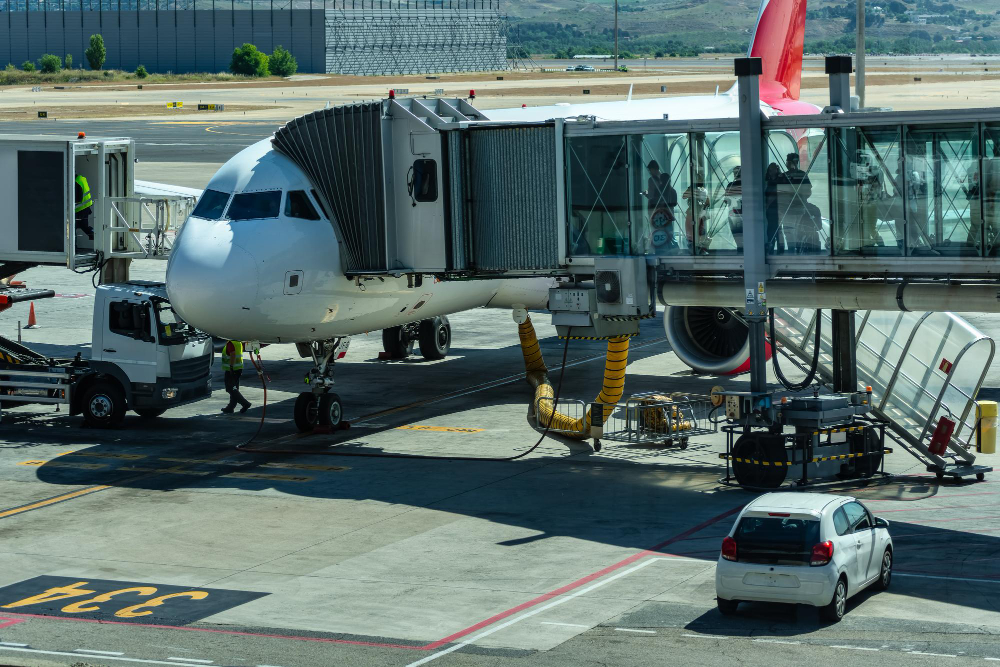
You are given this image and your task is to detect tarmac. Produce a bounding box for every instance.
[0,78,999,667]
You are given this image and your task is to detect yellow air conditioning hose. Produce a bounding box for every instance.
[517,315,629,439]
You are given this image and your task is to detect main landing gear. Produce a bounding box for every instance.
[382,316,451,361]
[294,338,348,433]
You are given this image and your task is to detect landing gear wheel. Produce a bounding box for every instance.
[318,392,343,428]
[419,316,451,360]
[82,381,126,429]
[876,549,892,591]
[134,408,166,420]
[717,598,739,615]
[294,392,319,433]
[821,577,847,622]
[382,326,415,359]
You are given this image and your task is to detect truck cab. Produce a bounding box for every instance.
[80,281,213,426]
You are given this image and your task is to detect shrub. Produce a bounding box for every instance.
[268,45,297,76]
[135,64,148,78]
[64,53,73,69]
[4,63,14,72]
[21,61,35,72]
[229,43,269,77]
[85,34,106,70]
[39,54,62,73]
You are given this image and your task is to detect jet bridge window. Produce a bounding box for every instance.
[109,301,152,341]
[227,191,282,221]
[408,159,438,203]
[285,190,321,220]
[191,189,231,220]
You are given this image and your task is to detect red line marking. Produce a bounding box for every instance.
[0,616,27,630]
[422,504,743,651]
[865,491,1000,503]
[0,612,427,651]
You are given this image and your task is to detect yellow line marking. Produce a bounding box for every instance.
[395,425,485,433]
[18,461,107,470]
[258,462,349,472]
[0,485,111,519]
[67,452,147,460]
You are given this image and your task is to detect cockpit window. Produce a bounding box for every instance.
[191,189,230,220]
[285,190,320,220]
[227,191,282,221]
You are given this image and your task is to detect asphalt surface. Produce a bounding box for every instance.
[0,264,996,667]
[0,119,278,163]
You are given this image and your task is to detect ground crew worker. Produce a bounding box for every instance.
[221,339,251,414]
[74,174,95,240]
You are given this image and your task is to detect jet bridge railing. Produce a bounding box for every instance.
[562,108,1000,278]
[774,307,993,469]
[103,196,180,260]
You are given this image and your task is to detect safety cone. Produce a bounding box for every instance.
[25,302,38,329]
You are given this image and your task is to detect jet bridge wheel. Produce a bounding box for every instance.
[731,432,788,489]
[419,316,451,360]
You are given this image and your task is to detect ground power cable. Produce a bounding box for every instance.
[768,307,821,392]
[235,333,574,462]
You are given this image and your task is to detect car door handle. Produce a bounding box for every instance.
[856,541,862,548]
[103,348,116,353]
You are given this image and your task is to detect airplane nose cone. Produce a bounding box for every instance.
[166,221,259,339]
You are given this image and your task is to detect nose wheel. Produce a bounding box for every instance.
[294,391,345,433]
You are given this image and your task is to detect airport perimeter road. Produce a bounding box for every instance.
[0,266,997,667]
[0,118,277,163]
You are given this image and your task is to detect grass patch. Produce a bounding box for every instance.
[0,68,285,86]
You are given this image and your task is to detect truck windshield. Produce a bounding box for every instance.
[733,516,820,565]
[153,299,198,345]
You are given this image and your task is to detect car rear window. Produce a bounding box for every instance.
[733,516,821,565]
[227,191,282,220]
[191,189,230,220]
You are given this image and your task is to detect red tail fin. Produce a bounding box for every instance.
[748,0,808,102]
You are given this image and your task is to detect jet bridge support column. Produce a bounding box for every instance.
[831,310,858,393]
[825,55,853,111]
[735,57,769,395]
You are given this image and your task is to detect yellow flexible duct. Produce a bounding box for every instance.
[517,315,629,439]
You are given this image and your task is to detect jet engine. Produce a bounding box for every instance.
[663,306,770,375]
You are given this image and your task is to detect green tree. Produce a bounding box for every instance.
[268,45,297,76]
[39,54,62,73]
[229,43,269,77]
[85,34,106,70]
[64,53,73,69]
[135,64,148,78]
[21,61,35,72]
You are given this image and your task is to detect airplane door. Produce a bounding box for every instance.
[103,299,158,385]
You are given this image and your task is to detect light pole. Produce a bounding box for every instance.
[614,0,618,71]
[856,0,865,108]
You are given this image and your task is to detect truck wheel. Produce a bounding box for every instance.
[382,326,414,359]
[318,393,343,427]
[294,392,319,433]
[83,381,126,428]
[135,408,166,419]
[419,316,451,360]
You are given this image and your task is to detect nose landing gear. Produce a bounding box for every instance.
[294,338,349,433]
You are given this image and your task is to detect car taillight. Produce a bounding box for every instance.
[811,540,834,566]
[721,536,738,562]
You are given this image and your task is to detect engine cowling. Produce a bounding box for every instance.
[663,306,771,375]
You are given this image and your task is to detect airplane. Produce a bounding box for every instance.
[164,0,818,432]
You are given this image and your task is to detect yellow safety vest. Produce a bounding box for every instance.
[221,340,244,371]
[75,174,93,213]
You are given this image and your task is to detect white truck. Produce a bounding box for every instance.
[0,281,213,427]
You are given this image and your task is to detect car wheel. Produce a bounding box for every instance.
[821,577,848,622]
[876,549,892,591]
[82,380,127,429]
[717,598,739,616]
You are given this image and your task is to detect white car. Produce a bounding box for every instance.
[715,492,893,622]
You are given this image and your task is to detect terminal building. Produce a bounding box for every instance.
[0,0,509,74]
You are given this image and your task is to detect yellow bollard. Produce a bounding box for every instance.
[977,401,997,454]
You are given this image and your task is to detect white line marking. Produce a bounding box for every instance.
[540,622,590,629]
[77,649,127,656]
[829,645,879,651]
[405,558,662,666]
[168,659,213,665]
[753,639,801,645]
[896,573,1000,585]
[910,651,957,657]
[0,646,204,665]
[614,628,656,634]
[0,643,28,647]
[681,633,730,640]
[984,658,1000,661]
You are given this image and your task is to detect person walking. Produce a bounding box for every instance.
[221,339,251,414]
